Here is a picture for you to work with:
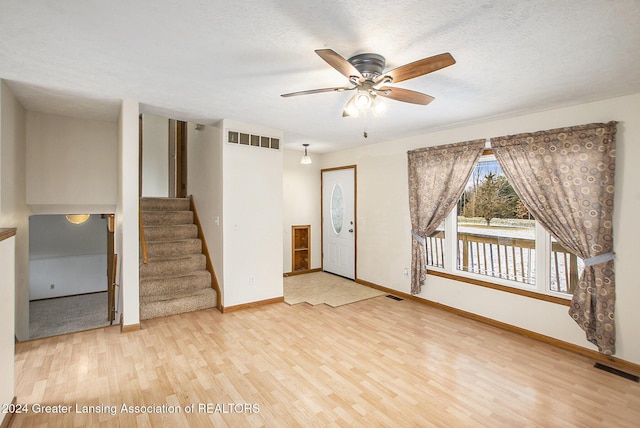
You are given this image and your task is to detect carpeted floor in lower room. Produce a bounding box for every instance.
[29,292,112,339]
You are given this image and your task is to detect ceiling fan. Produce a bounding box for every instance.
[281,49,455,117]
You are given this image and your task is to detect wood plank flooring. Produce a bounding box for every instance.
[12,295,640,427]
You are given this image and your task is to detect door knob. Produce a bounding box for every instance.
[348,229,354,233]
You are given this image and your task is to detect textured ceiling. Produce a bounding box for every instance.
[1,0,639,153]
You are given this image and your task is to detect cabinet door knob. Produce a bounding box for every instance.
[348,229,354,233]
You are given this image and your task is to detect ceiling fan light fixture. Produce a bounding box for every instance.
[371,96,388,116]
[343,95,360,117]
[354,91,372,110]
[300,143,312,164]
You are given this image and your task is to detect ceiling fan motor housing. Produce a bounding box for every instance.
[348,53,386,81]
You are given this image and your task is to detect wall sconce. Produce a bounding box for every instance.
[300,144,312,164]
[66,214,90,224]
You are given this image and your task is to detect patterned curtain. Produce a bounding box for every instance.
[491,122,617,354]
[408,140,485,294]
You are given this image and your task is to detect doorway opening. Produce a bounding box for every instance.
[140,114,188,198]
[28,214,115,339]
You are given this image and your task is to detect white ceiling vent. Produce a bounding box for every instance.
[228,130,280,150]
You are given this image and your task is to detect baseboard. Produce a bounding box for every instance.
[119,314,141,333]
[222,296,284,313]
[17,324,118,343]
[356,278,640,377]
[29,289,108,302]
[283,268,322,277]
[121,323,140,333]
[0,397,17,428]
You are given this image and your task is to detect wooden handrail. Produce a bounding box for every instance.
[0,228,17,242]
[190,195,223,311]
[110,253,118,324]
[139,203,148,264]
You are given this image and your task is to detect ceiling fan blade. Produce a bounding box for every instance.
[315,49,364,82]
[376,87,435,105]
[281,86,354,97]
[380,53,455,84]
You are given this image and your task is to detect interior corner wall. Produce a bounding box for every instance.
[283,149,321,273]
[117,100,139,327]
[0,236,16,427]
[0,80,30,341]
[221,119,283,307]
[141,114,169,197]
[26,111,118,213]
[187,122,224,301]
[320,93,640,365]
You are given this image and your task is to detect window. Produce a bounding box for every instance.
[457,157,535,284]
[425,152,580,298]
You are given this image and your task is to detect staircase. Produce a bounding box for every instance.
[139,197,217,320]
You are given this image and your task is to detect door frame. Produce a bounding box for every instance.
[169,119,188,198]
[106,214,116,324]
[321,165,357,279]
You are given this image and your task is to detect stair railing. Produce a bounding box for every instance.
[139,203,148,264]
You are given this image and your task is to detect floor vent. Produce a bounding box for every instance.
[594,363,639,382]
[386,295,403,301]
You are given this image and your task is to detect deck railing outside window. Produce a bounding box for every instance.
[425,231,579,294]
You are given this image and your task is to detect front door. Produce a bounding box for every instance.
[322,166,356,279]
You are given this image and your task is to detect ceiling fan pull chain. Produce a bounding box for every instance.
[363,111,369,139]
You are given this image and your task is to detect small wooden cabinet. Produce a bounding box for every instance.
[292,225,310,273]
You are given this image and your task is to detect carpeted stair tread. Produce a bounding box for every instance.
[140,288,217,320]
[144,224,198,242]
[142,252,205,263]
[140,253,206,277]
[145,238,202,258]
[141,285,215,304]
[141,197,190,212]
[140,271,212,298]
[142,210,194,226]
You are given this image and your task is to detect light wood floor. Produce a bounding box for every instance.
[12,295,640,427]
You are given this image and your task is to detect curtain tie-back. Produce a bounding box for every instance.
[583,252,615,266]
[411,230,426,245]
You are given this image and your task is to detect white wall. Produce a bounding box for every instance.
[29,214,107,299]
[0,235,16,425]
[187,122,224,301]
[29,255,107,300]
[282,149,321,273]
[29,214,107,258]
[0,80,30,341]
[141,114,169,197]
[317,93,640,365]
[26,111,117,214]
[117,100,139,327]
[221,119,283,307]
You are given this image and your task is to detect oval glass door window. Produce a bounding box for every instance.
[331,184,344,234]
